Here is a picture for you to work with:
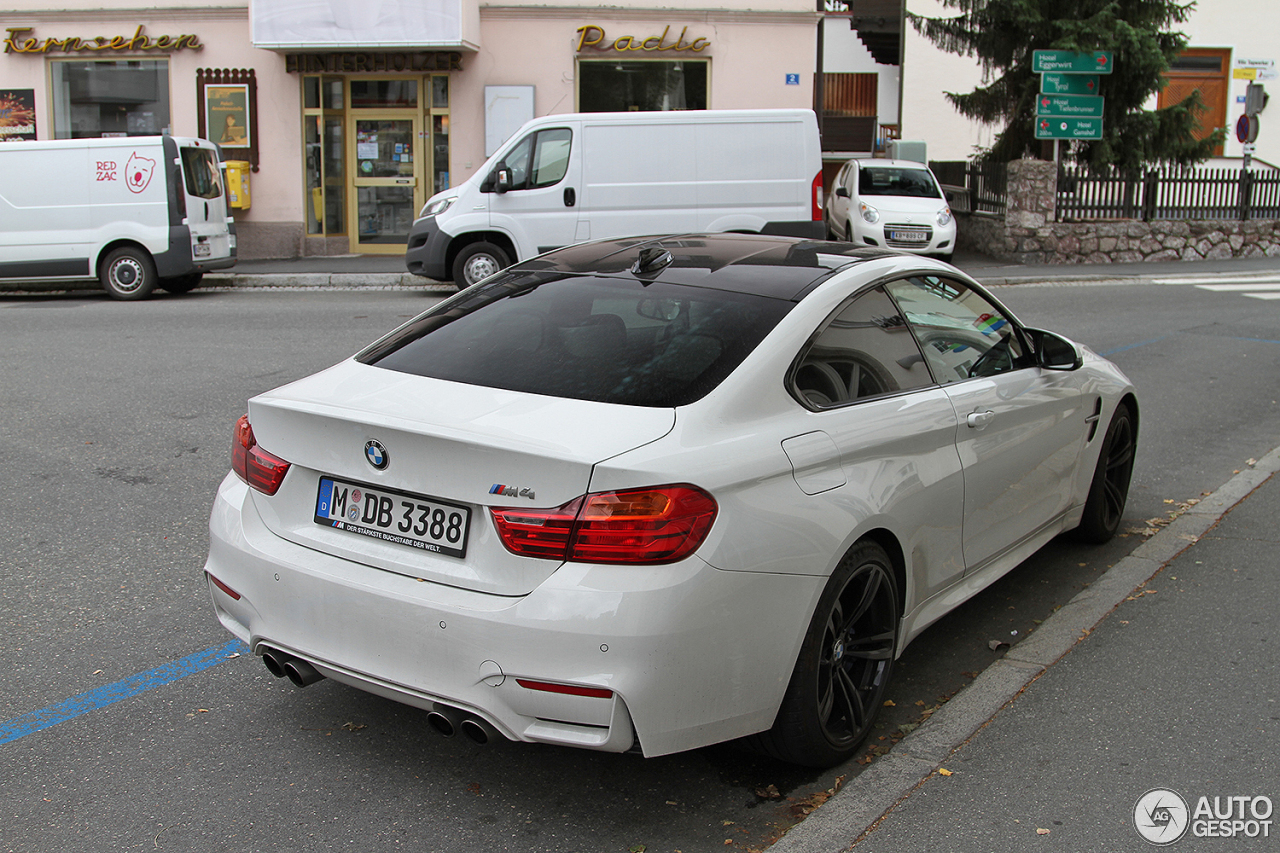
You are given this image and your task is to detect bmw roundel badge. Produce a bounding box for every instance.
[364,440,389,470]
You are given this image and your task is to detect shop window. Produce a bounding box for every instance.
[50,60,169,138]
[303,75,346,237]
[578,60,707,112]
[351,79,418,108]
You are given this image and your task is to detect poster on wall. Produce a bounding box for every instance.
[0,89,37,142]
[205,84,251,148]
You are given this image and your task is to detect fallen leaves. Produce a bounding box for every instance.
[937,768,953,777]
[1036,827,1051,835]
[787,776,846,818]
[1126,497,1201,537]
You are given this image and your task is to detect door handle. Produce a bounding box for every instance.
[564,187,576,207]
[966,410,995,429]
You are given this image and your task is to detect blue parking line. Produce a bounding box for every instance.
[0,639,250,745]
[1099,335,1171,357]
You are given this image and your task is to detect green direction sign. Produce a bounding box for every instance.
[1036,93,1104,118]
[1033,50,1114,75]
[1035,116,1103,140]
[1042,72,1100,95]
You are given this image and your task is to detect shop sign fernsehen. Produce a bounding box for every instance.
[1033,50,1109,140]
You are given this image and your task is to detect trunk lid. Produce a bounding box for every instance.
[244,359,676,595]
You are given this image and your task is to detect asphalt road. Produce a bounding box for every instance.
[1,277,1277,852]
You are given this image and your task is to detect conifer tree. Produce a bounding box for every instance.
[910,0,1223,171]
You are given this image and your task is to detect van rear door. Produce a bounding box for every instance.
[176,143,233,263]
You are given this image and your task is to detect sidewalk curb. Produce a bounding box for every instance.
[201,272,451,291]
[766,444,1280,853]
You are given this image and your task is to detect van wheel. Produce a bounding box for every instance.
[101,247,157,301]
[452,242,510,289]
[160,273,204,294]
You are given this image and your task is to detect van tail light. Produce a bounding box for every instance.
[491,485,717,564]
[231,414,290,495]
[812,170,824,221]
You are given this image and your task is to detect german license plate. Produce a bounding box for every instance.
[889,230,928,242]
[314,476,470,558]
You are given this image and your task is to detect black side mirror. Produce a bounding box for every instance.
[835,186,850,199]
[494,168,511,194]
[1028,328,1083,370]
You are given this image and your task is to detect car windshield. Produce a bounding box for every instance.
[857,166,941,199]
[358,271,794,407]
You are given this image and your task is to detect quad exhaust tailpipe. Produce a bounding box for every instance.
[427,706,462,737]
[260,647,326,687]
[428,704,503,745]
[459,716,500,745]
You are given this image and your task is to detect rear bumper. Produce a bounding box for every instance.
[155,224,236,277]
[204,473,819,757]
[404,216,451,280]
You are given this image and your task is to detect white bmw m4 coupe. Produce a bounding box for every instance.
[205,233,1137,767]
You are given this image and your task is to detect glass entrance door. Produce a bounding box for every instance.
[352,114,421,251]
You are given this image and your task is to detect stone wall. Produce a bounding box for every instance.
[955,158,1280,264]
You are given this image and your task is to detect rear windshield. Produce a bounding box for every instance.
[359,272,793,407]
[857,166,941,199]
[181,147,223,200]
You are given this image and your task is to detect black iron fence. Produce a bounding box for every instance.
[1056,165,1280,222]
[929,160,1008,216]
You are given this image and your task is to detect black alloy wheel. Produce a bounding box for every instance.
[1075,403,1136,543]
[755,541,899,767]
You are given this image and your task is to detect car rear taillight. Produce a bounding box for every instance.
[491,485,717,565]
[812,170,824,221]
[231,414,290,495]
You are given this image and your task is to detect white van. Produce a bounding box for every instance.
[405,109,824,287]
[0,135,236,300]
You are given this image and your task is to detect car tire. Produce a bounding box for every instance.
[1074,403,1136,543]
[452,242,510,289]
[938,250,955,264]
[159,272,204,294]
[100,247,157,301]
[754,540,899,768]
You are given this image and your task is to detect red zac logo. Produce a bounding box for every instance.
[124,152,156,193]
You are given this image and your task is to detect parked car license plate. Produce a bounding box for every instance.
[194,242,212,257]
[314,476,470,558]
[889,230,928,242]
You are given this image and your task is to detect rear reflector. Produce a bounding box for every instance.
[207,572,241,600]
[516,679,614,699]
[491,484,717,564]
[231,414,290,495]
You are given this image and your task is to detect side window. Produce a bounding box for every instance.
[530,128,571,187]
[497,128,571,191]
[884,276,1031,384]
[499,134,533,190]
[793,286,933,408]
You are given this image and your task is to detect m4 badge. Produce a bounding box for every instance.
[489,484,536,500]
